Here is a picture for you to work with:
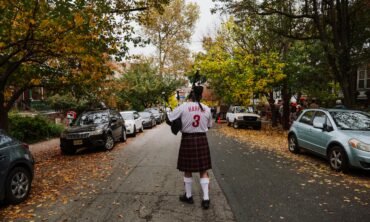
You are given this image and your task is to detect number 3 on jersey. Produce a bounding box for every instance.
[192,115,200,127]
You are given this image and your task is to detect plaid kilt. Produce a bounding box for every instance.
[177,133,212,172]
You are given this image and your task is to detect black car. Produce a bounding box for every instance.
[60,109,126,155]
[139,111,157,128]
[0,130,34,204]
[145,108,162,124]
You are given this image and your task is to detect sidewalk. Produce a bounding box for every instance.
[29,138,60,154]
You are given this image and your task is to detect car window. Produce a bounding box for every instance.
[0,132,14,147]
[234,106,251,113]
[112,111,122,120]
[330,111,370,130]
[299,111,315,125]
[139,112,150,118]
[121,112,134,120]
[313,111,326,126]
[76,111,109,125]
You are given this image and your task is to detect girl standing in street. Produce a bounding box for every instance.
[167,86,213,210]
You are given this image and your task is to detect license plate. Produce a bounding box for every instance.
[73,140,83,145]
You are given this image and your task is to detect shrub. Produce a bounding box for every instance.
[9,114,64,143]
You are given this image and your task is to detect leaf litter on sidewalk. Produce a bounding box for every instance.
[217,124,370,206]
[0,142,125,221]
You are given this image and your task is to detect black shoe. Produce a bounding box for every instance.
[201,199,210,209]
[179,193,194,204]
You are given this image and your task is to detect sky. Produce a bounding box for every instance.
[129,0,223,56]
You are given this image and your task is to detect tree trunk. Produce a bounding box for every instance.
[282,81,291,130]
[269,92,278,127]
[0,92,9,132]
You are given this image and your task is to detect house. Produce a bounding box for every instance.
[356,63,370,100]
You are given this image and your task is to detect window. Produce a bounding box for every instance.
[357,65,370,89]
[299,111,315,125]
[313,112,326,126]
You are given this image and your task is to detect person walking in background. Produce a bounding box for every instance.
[167,85,213,210]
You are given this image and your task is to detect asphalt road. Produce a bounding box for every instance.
[28,124,235,222]
[207,127,370,222]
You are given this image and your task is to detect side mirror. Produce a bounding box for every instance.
[134,114,139,119]
[323,123,334,132]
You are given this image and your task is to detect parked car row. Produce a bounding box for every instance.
[60,108,165,155]
[0,107,166,205]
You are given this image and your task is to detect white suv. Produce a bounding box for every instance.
[120,111,144,136]
[226,106,261,130]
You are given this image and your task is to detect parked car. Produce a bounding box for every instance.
[145,108,162,124]
[139,111,157,128]
[0,130,34,204]
[288,108,370,172]
[60,109,126,154]
[226,106,261,129]
[120,111,144,137]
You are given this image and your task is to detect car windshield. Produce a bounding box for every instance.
[121,112,134,120]
[235,106,253,113]
[139,112,150,118]
[330,111,370,130]
[76,111,109,126]
[150,110,159,114]
[0,130,14,147]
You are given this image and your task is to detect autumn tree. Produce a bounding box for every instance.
[117,59,184,111]
[140,0,200,77]
[215,0,370,108]
[0,0,169,131]
[195,18,285,107]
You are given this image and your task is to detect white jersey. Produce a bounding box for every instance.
[168,102,213,133]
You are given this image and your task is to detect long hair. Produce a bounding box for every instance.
[192,86,204,111]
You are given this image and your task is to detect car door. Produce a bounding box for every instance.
[0,133,13,177]
[226,106,233,122]
[110,111,122,140]
[134,112,142,130]
[310,111,333,156]
[296,110,315,150]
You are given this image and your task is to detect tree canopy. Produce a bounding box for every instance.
[0,0,169,131]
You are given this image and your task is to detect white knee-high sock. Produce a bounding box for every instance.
[184,177,192,198]
[200,178,210,200]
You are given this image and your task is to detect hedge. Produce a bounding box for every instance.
[9,114,64,144]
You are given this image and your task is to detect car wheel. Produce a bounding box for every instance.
[61,146,76,155]
[105,134,115,150]
[233,120,238,129]
[120,128,127,142]
[288,134,300,154]
[5,167,32,204]
[328,146,349,172]
[226,118,230,126]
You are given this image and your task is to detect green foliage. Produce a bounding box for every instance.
[195,18,285,105]
[8,114,64,143]
[46,94,90,113]
[117,61,184,110]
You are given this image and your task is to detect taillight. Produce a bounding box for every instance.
[22,143,30,150]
